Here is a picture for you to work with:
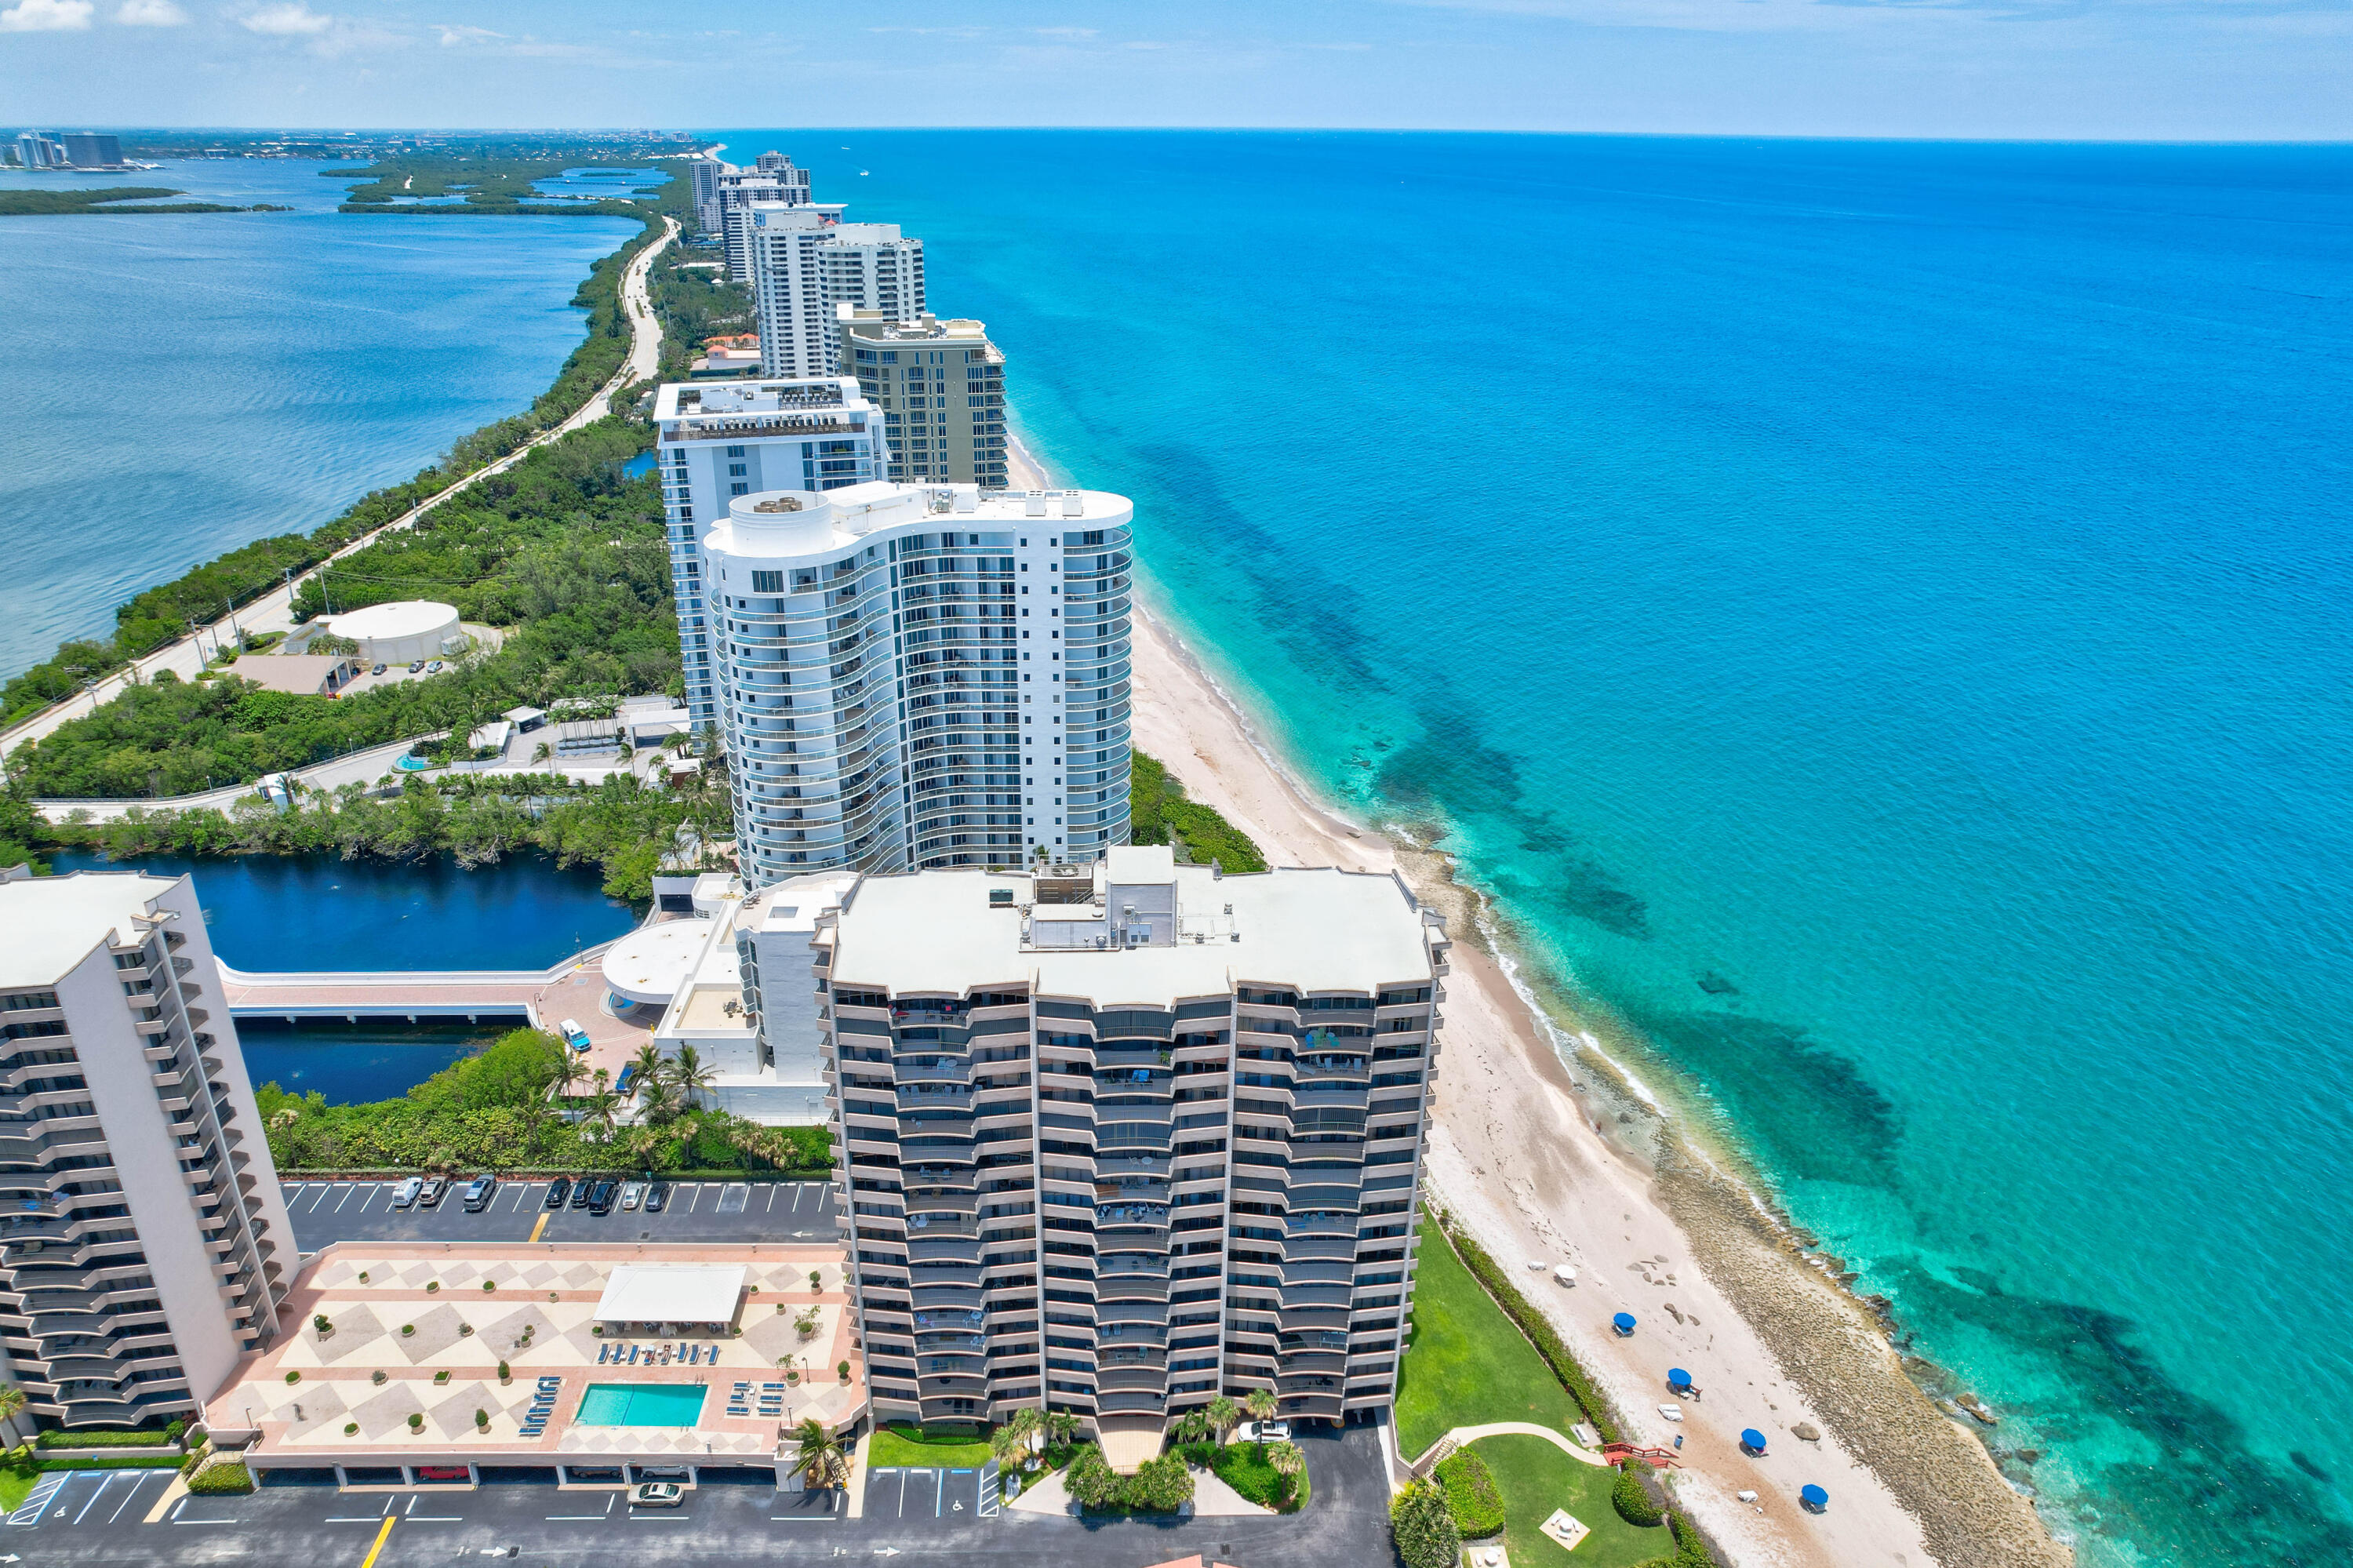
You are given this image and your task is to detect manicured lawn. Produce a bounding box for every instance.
[1471,1435,1666,1568]
[867,1424,994,1468]
[1395,1224,1593,1459]
[0,1470,35,1513]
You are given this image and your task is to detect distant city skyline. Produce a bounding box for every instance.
[0,0,2346,141]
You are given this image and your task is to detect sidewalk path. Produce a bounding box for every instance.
[1409,1422,1613,1472]
[2,215,677,759]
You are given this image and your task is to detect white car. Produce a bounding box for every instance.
[630,1481,684,1508]
[620,1181,646,1211]
[1238,1419,1290,1442]
[390,1177,423,1210]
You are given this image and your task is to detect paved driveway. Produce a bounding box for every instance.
[280,1177,839,1250]
[10,1423,1395,1568]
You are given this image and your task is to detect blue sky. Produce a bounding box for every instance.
[1,0,2345,140]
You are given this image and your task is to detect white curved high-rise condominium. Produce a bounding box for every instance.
[702,481,1136,882]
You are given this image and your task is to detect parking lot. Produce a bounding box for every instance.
[280,1177,839,1251]
[864,1462,1000,1523]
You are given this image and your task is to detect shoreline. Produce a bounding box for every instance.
[1006,431,2066,1566]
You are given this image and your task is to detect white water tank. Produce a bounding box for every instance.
[324,600,464,665]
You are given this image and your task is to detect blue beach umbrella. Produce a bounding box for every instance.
[1800,1483,1829,1512]
[1667,1368,1692,1390]
[1740,1428,1767,1454]
[1612,1312,1637,1336]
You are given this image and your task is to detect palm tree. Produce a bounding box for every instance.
[0,1382,27,1445]
[1245,1387,1277,1438]
[1208,1393,1239,1442]
[787,1417,849,1489]
[669,1044,716,1114]
[584,1071,621,1143]
[1044,1409,1080,1447]
[1266,1440,1304,1479]
[629,1042,664,1096]
[548,1049,587,1105]
[991,1406,1042,1466]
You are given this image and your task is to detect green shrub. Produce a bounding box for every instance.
[1061,1444,1196,1515]
[1391,1477,1462,1568]
[35,1428,179,1450]
[1129,752,1267,872]
[1613,1461,1667,1527]
[186,1461,254,1495]
[1435,1449,1506,1538]
[1667,1508,1722,1566]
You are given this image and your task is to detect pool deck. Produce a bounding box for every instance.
[204,1240,863,1482]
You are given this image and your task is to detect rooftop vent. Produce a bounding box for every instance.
[752,496,804,513]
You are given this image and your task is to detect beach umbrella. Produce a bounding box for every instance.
[1800,1483,1829,1512]
[1667,1368,1692,1390]
[1612,1312,1637,1336]
[1740,1428,1766,1454]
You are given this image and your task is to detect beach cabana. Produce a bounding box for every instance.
[1740,1428,1766,1455]
[1612,1312,1637,1337]
[1800,1483,1829,1512]
[1667,1367,1692,1392]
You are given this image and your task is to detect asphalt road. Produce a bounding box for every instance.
[5,1426,1395,1568]
[280,1177,840,1251]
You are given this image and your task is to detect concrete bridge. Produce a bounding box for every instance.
[215,943,618,1024]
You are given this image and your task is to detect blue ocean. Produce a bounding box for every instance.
[0,158,636,677]
[689,130,2351,1565]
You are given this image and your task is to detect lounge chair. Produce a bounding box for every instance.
[627,1346,640,1365]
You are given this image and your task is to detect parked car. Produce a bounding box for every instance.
[391,1176,423,1210]
[426,660,444,673]
[620,1181,646,1211]
[461,1173,497,1213]
[630,1481,684,1508]
[416,1177,447,1209]
[586,1178,620,1215]
[1238,1419,1291,1442]
[370,663,387,676]
[643,1181,670,1213]
[569,1178,595,1210]
[544,1176,572,1209]
[559,1018,591,1052]
[407,660,425,673]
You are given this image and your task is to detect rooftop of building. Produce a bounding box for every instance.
[707,482,1130,558]
[203,1242,864,1465]
[826,857,1443,1004]
[655,377,867,424]
[838,306,999,352]
[0,868,182,988]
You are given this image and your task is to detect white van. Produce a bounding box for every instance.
[560,1018,591,1052]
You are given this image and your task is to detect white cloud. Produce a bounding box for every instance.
[435,21,500,44]
[240,1,329,33]
[1031,24,1098,36]
[115,0,187,20]
[0,0,93,30]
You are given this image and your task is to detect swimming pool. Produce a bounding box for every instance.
[573,1382,707,1427]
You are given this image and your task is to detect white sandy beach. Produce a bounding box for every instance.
[1011,439,2068,1567]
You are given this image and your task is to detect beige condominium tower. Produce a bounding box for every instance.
[838,307,1011,489]
[813,849,1446,1460]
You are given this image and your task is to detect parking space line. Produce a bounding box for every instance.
[766,1185,778,1212]
[334,1184,356,1211]
[307,1185,331,1211]
[358,1515,397,1568]
[108,1472,155,1523]
[9,1469,70,1524]
[71,1472,117,1523]
[686,1184,704,1213]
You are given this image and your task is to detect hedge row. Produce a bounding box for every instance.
[37,1422,184,1449]
[1439,1220,1624,1443]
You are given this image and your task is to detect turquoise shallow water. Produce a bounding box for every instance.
[0,158,635,676]
[704,129,2353,1563]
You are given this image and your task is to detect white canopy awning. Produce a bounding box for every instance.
[593,1264,747,1326]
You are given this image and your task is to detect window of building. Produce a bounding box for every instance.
[730,482,749,496]
[752,570,784,593]
[728,463,747,477]
[726,445,746,457]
